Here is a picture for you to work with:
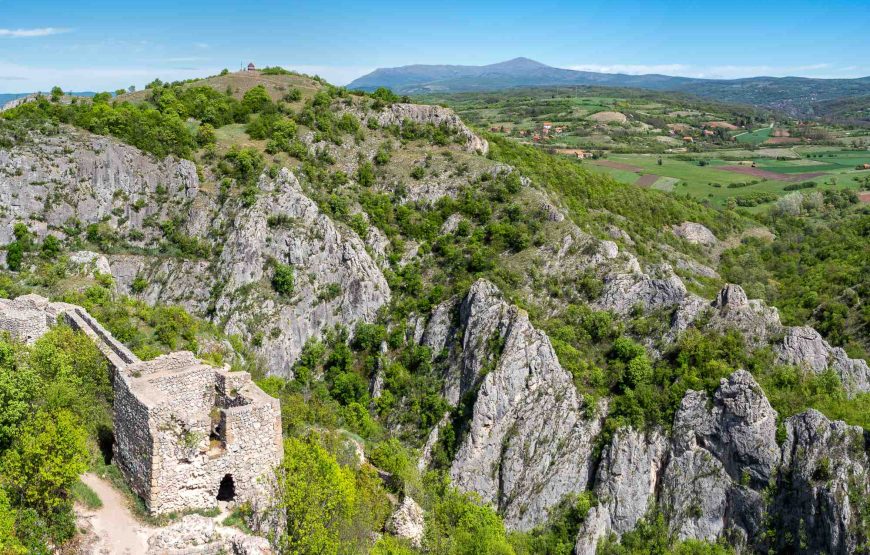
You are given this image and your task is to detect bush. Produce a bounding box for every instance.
[357,162,376,187]
[283,88,302,102]
[5,242,22,271]
[272,262,295,297]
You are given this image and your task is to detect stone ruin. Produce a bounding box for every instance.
[0,294,283,516]
[115,351,282,515]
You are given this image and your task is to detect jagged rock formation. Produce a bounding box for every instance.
[574,428,668,554]
[424,280,604,531]
[147,514,273,554]
[574,370,870,553]
[772,410,870,555]
[1,129,392,374]
[369,103,488,154]
[212,169,390,375]
[661,370,778,544]
[386,497,425,548]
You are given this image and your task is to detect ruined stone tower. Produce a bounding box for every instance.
[114,352,283,515]
[0,294,283,516]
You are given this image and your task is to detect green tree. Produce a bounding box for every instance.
[242,85,273,113]
[5,241,23,271]
[40,235,61,259]
[272,435,357,554]
[424,474,515,555]
[272,263,295,297]
[1,410,88,515]
[196,123,217,146]
[0,489,26,554]
[358,161,376,187]
[0,341,41,449]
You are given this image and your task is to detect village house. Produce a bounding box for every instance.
[556,148,591,159]
[247,62,256,71]
[683,136,694,143]
[542,121,552,135]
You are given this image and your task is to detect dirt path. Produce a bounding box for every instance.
[77,473,154,554]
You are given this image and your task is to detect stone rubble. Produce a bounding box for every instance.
[147,514,273,554]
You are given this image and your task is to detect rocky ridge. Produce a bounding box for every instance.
[574,370,869,554]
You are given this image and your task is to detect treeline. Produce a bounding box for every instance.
[721,189,869,358]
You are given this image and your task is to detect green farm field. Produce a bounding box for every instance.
[583,149,870,209]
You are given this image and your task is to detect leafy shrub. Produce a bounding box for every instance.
[272,262,295,297]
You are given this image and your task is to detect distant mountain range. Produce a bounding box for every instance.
[0,92,97,109]
[348,58,870,118]
[0,93,29,106]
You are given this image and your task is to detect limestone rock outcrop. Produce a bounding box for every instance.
[672,222,718,247]
[776,326,870,394]
[147,514,273,554]
[214,169,390,376]
[574,428,668,554]
[596,263,688,316]
[660,370,778,545]
[772,409,870,555]
[372,103,488,154]
[0,126,199,245]
[444,280,605,531]
[386,497,425,548]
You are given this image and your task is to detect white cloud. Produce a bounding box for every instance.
[568,63,691,75]
[564,61,864,79]
[0,27,69,38]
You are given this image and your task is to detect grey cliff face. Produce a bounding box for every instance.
[215,169,390,376]
[772,410,870,555]
[574,428,668,554]
[446,280,605,531]
[0,127,199,245]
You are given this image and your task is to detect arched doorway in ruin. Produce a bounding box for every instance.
[217,473,236,501]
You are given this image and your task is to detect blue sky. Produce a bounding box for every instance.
[2,0,869,92]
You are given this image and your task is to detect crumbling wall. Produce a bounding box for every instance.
[113,372,155,502]
[114,355,283,515]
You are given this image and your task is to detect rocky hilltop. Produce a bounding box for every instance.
[1,71,867,554]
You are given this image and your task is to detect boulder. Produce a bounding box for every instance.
[672,222,718,247]
[386,497,425,548]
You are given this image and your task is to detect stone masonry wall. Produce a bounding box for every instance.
[0,295,283,517]
[113,372,155,501]
[115,354,283,515]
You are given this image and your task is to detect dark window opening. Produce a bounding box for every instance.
[217,474,235,501]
